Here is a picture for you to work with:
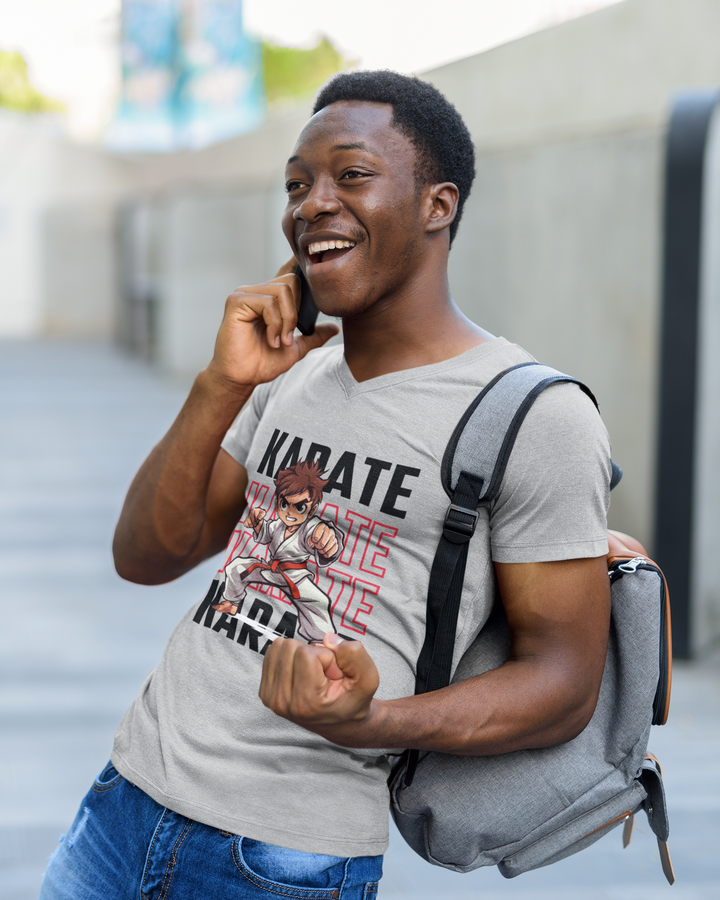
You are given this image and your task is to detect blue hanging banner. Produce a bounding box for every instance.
[108,0,181,151]
[107,0,265,152]
[177,0,266,148]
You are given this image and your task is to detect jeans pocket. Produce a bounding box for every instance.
[91,760,124,793]
[233,836,347,896]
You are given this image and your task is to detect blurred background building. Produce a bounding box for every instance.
[1,0,719,658]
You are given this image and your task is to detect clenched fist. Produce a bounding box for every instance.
[308,522,338,558]
[244,507,266,532]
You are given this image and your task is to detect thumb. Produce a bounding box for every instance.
[275,256,298,278]
[323,634,379,692]
[295,323,340,358]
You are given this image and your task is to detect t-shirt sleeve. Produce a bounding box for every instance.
[220,381,275,467]
[490,382,611,563]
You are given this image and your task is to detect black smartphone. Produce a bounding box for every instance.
[295,265,318,336]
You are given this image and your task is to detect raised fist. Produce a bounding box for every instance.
[309,522,338,558]
[244,507,266,531]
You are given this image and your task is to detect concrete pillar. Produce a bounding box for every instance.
[692,102,720,655]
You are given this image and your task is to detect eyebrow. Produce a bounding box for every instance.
[286,141,374,166]
[330,141,370,153]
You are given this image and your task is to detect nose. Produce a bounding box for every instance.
[292,176,341,222]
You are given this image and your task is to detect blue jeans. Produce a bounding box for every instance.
[39,762,383,900]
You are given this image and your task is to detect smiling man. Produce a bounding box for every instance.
[40,72,612,900]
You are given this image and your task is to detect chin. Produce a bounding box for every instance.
[315,287,379,321]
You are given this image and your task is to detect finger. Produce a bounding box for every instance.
[294,323,340,360]
[227,282,297,349]
[225,290,284,349]
[258,288,292,349]
[259,638,281,706]
[323,635,380,695]
[272,274,301,346]
[290,645,335,718]
[275,256,298,278]
[259,637,294,711]
[319,638,344,681]
[324,538,338,557]
[315,526,334,551]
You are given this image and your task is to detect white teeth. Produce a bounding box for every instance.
[308,239,356,256]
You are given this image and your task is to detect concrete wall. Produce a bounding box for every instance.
[0,111,136,338]
[155,189,269,374]
[42,203,119,338]
[448,128,663,542]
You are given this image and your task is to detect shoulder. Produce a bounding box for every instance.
[504,379,611,487]
[491,380,611,563]
[521,380,608,443]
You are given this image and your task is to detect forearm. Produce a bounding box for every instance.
[260,557,610,758]
[261,635,602,757]
[113,368,251,583]
[346,657,598,755]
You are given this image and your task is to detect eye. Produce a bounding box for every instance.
[295,502,307,514]
[285,179,306,193]
[340,169,370,182]
[280,498,288,510]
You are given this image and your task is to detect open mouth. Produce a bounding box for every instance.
[307,239,356,265]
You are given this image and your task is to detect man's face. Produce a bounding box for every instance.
[282,101,427,319]
[276,490,314,527]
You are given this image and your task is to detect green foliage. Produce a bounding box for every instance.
[0,50,66,115]
[261,37,349,112]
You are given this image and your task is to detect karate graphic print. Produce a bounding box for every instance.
[192,429,421,658]
[213,458,344,643]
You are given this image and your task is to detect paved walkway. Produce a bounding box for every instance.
[1,340,718,900]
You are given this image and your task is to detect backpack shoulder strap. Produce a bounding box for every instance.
[405,362,614,786]
[442,362,607,502]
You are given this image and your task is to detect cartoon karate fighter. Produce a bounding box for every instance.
[213,458,345,643]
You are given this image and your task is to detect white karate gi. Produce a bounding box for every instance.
[222,515,344,642]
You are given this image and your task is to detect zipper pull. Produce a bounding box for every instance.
[617,556,646,574]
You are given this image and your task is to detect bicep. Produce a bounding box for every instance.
[495,556,611,718]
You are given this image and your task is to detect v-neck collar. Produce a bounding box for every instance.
[334,338,508,398]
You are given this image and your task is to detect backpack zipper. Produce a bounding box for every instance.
[617,556,646,574]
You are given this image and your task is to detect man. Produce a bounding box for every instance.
[40,72,612,899]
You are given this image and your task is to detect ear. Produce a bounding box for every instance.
[424,182,459,235]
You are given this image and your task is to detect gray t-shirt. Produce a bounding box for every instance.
[111,338,611,858]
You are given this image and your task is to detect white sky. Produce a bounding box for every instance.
[0,0,624,141]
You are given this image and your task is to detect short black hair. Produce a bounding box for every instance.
[313,70,475,245]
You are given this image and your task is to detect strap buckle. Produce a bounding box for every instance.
[443,504,479,543]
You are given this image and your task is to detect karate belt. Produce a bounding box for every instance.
[243,559,308,599]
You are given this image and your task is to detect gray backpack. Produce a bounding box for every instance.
[389,363,674,884]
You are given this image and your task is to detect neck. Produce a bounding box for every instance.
[341,266,490,383]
